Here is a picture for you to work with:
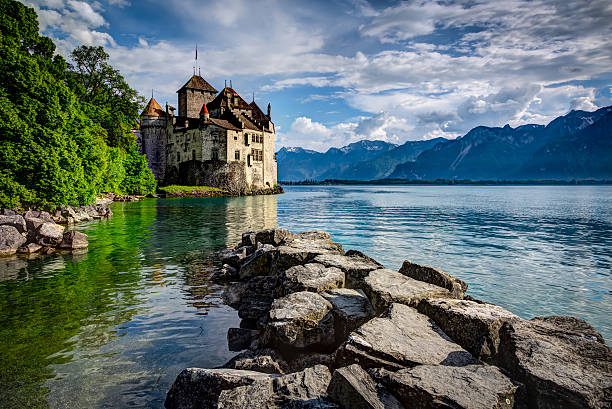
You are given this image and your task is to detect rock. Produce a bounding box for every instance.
[36,222,65,246]
[497,316,612,409]
[0,225,27,256]
[321,288,375,343]
[0,215,27,233]
[221,348,289,374]
[417,298,521,362]
[24,216,45,233]
[58,231,88,249]
[327,364,404,409]
[276,263,345,296]
[221,246,249,268]
[18,243,42,254]
[344,250,384,268]
[1,209,16,216]
[217,365,332,409]
[314,254,381,288]
[227,327,260,351]
[265,291,335,350]
[236,276,277,322]
[164,368,279,409]
[274,233,345,272]
[287,351,337,374]
[399,260,467,298]
[362,269,453,314]
[372,364,519,409]
[239,244,277,279]
[336,303,477,370]
[242,228,293,247]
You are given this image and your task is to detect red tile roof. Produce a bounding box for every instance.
[209,118,240,131]
[141,97,166,117]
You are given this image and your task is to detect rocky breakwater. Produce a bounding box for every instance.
[166,228,612,409]
[0,203,112,257]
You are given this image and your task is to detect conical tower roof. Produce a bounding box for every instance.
[141,97,165,117]
[200,103,209,116]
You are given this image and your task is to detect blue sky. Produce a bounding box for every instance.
[24,0,612,151]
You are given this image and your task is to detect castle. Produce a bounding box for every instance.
[137,74,277,193]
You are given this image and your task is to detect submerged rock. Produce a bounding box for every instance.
[497,316,612,409]
[372,364,519,409]
[417,298,521,362]
[276,263,345,296]
[321,288,375,343]
[399,260,467,299]
[362,269,452,314]
[164,368,279,409]
[265,291,335,350]
[327,364,404,409]
[337,303,476,370]
[18,242,42,254]
[0,225,27,256]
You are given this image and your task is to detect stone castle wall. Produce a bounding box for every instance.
[140,116,168,181]
[178,89,215,118]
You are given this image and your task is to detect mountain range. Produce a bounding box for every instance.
[277,106,612,181]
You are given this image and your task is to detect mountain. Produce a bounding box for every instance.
[329,138,446,180]
[389,106,612,180]
[276,140,399,181]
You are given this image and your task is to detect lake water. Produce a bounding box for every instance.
[0,185,610,408]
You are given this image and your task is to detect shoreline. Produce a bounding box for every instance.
[280,179,612,186]
[165,228,611,409]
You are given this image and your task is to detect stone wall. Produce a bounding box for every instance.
[178,88,215,118]
[140,116,168,181]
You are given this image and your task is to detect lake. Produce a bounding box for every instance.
[0,185,610,408]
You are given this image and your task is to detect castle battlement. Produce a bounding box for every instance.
[138,74,277,193]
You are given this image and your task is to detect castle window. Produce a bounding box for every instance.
[212,149,218,160]
[244,134,249,146]
[235,150,240,160]
[251,134,256,142]
[177,151,180,161]
[192,150,196,160]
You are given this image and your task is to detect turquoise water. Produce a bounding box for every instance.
[0,185,610,408]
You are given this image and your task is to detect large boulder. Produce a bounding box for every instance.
[221,246,250,269]
[18,242,42,254]
[362,269,452,314]
[344,250,384,268]
[216,365,333,409]
[321,288,375,343]
[242,228,293,247]
[0,215,26,233]
[399,260,467,298]
[227,328,260,351]
[337,303,477,370]
[417,298,521,362]
[327,364,404,409]
[372,364,520,409]
[24,216,45,233]
[0,225,27,256]
[59,231,88,249]
[274,232,344,272]
[236,276,277,323]
[314,254,381,288]
[164,368,279,409]
[36,222,65,246]
[265,291,335,350]
[497,316,612,409]
[276,263,345,296]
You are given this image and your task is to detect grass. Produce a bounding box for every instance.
[158,185,226,195]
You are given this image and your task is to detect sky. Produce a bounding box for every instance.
[23,0,612,151]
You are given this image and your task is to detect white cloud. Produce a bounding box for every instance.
[108,0,130,7]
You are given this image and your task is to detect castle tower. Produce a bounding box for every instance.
[140,97,168,181]
[177,75,217,118]
[199,103,210,121]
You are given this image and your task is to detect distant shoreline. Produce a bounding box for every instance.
[280,179,612,186]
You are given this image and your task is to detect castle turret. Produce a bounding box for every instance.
[177,75,217,118]
[199,103,210,121]
[140,97,168,181]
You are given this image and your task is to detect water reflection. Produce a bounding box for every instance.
[0,195,278,409]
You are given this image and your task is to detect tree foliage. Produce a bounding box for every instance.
[0,0,156,209]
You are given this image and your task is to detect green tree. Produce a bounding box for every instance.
[0,0,155,209]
